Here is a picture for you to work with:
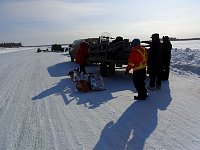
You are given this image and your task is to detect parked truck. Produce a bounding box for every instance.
[70,33,131,76]
[51,44,64,52]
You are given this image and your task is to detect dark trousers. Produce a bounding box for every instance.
[79,64,86,74]
[132,69,147,97]
[149,70,161,87]
[161,65,170,80]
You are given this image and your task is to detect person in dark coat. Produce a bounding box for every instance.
[75,42,90,74]
[147,33,162,90]
[161,36,172,80]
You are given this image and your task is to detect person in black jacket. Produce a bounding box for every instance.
[161,36,172,80]
[147,33,162,90]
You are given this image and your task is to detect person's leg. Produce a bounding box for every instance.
[80,64,86,74]
[161,66,165,80]
[149,71,156,88]
[156,71,162,89]
[133,69,147,100]
[165,66,170,80]
[79,64,83,72]
[161,65,169,80]
[138,69,147,97]
[132,71,140,95]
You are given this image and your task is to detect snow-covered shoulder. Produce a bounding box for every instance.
[0,47,35,54]
[171,48,200,76]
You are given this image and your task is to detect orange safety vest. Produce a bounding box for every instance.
[127,45,148,71]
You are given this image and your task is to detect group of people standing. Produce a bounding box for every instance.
[74,33,172,100]
[126,33,172,100]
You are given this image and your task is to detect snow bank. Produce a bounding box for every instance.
[0,47,34,54]
[171,48,200,76]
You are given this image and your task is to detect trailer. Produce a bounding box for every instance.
[86,35,131,76]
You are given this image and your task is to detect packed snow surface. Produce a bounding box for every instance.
[0,42,200,150]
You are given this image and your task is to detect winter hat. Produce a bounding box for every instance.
[151,33,159,39]
[131,38,140,47]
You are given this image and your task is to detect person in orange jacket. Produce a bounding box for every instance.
[125,38,148,100]
[75,42,90,74]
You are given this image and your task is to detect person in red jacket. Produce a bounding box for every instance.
[75,42,90,74]
[125,38,148,100]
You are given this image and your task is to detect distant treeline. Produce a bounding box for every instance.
[0,42,23,48]
[169,37,200,41]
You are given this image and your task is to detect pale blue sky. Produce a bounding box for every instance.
[0,0,200,45]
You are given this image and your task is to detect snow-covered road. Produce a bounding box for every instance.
[0,48,200,150]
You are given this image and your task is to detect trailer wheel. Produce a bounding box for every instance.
[100,63,108,77]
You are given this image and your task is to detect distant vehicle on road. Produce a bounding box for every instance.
[37,48,48,53]
[51,44,64,52]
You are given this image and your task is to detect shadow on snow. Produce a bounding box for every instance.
[47,61,77,77]
[32,78,75,105]
[93,81,172,150]
[72,72,134,109]
[32,60,172,149]
[32,61,135,108]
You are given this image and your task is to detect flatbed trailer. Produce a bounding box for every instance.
[87,37,131,76]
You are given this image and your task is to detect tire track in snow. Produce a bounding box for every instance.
[13,60,43,150]
[0,50,57,149]
[12,53,57,150]
[0,62,27,119]
[0,51,33,109]
[2,55,38,149]
[0,56,33,149]
[41,53,77,150]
